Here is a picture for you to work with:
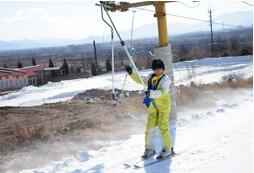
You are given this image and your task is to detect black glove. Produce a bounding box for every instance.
[126,65,133,75]
[145,91,150,97]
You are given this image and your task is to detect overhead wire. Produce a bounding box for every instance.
[177,1,200,8]
[241,1,253,6]
[135,7,243,28]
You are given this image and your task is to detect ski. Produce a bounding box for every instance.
[123,159,144,168]
[133,152,184,169]
[123,153,157,168]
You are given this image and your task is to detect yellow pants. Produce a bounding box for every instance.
[145,109,172,149]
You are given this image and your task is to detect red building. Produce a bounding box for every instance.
[0,65,45,92]
[0,68,28,92]
[18,65,45,85]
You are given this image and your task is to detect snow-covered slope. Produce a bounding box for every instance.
[18,88,253,173]
[3,55,252,173]
[0,56,252,107]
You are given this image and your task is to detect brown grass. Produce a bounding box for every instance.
[176,78,252,106]
[13,120,51,143]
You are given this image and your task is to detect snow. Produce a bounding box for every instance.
[2,55,252,173]
[18,87,253,173]
[0,55,252,107]
[77,150,90,162]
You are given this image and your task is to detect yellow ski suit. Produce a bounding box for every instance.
[129,72,172,149]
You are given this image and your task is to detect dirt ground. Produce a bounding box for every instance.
[0,78,252,172]
[0,89,149,172]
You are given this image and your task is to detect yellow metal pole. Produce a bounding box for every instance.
[154,2,168,47]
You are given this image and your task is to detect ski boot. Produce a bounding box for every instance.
[142,148,156,159]
[171,147,175,155]
[156,147,172,160]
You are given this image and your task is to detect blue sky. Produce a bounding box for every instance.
[0,1,252,41]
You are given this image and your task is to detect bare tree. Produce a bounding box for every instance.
[17,60,23,68]
[230,37,240,55]
[32,58,36,66]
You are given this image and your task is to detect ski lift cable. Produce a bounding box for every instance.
[135,7,243,28]
[100,6,116,99]
[242,1,253,6]
[177,1,200,8]
[100,2,147,90]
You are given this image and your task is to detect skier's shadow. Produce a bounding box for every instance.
[144,158,172,173]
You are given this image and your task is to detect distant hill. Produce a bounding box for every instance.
[0,38,82,51]
[0,10,252,51]
[110,10,253,40]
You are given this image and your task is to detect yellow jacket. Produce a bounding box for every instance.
[129,72,171,114]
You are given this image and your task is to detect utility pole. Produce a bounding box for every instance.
[93,40,98,69]
[208,9,214,54]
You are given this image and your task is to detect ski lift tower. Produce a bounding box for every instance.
[97,1,177,121]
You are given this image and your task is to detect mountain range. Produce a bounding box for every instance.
[0,10,252,51]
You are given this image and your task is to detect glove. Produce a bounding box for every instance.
[145,91,150,97]
[143,97,151,107]
[126,64,133,75]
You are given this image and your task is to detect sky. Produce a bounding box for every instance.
[0,0,252,41]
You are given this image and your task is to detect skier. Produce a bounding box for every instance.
[126,59,173,160]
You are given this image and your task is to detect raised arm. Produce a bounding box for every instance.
[126,65,148,86]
